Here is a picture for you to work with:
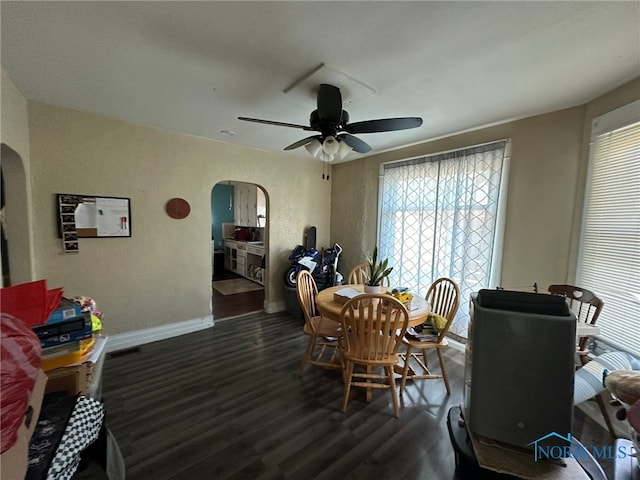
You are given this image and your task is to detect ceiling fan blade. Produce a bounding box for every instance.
[339,134,372,154]
[346,117,423,134]
[284,135,320,150]
[238,117,310,130]
[317,84,343,124]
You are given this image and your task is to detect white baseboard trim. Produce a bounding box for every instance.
[105,315,214,353]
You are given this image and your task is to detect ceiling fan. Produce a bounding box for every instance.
[238,83,423,161]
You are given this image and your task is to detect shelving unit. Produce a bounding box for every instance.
[224,240,264,285]
[246,244,265,285]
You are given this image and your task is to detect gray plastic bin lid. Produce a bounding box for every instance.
[476,289,571,316]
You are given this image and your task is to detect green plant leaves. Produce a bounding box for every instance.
[366,246,393,286]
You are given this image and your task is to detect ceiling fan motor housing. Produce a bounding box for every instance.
[309,109,350,139]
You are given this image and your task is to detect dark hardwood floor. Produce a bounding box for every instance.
[213,270,265,320]
[102,311,616,480]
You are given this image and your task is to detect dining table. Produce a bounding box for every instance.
[316,284,431,327]
[318,285,601,333]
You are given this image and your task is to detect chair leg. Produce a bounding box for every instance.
[342,362,354,412]
[400,344,413,395]
[299,335,315,376]
[366,366,373,402]
[579,352,589,367]
[436,348,450,395]
[387,366,400,418]
[338,338,346,384]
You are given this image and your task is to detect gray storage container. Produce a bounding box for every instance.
[464,289,576,451]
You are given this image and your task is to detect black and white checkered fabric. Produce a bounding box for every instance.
[47,395,104,480]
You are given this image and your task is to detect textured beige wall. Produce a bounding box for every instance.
[26,102,331,335]
[1,68,30,155]
[1,67,34,284]
[331,77,640,293]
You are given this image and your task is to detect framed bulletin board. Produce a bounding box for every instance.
[57,194,131,239]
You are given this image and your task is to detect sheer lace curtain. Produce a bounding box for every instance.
[378,141,508,339]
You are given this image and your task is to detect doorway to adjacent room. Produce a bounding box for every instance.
[211,181,267,320]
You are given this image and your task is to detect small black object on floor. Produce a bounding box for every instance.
[447,406,518,479]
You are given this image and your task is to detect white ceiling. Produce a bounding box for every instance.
[2,1,639,163]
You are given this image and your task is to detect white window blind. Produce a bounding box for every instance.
[378,141,508,340]
[577,104,640,357]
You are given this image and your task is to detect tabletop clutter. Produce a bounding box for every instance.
[321,284,430,327]
[0,279,108,479]
[332,286,414,307]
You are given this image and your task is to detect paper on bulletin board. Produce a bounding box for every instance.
[96,198,130,236]
[74,202,97,229]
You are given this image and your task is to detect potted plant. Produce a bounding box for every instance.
[364,246,393,293]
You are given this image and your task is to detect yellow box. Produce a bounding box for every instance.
[41,337,95,372]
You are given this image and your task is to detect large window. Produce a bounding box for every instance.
[378,141,508,340]
[578,101,640,357]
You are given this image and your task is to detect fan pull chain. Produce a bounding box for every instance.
[325,158,330,180]
[322,158,330,180]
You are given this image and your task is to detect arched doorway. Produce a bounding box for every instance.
[1,143,33,287]
[210,181,268,320]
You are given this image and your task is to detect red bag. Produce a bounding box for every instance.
[0,313,42,454]
[0,280,62,327]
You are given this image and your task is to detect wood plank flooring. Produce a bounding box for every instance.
[102,311,615,480]
[212,270,264,320]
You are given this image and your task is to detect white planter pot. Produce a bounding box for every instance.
[364,285,383,294]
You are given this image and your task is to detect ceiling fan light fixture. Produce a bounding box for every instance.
[305,138,323,157]
[338,140,352,160]
[322,136,340,155]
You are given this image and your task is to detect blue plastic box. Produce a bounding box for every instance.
[46,297,82,324]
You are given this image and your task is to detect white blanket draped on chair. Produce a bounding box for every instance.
[574,351,639,405]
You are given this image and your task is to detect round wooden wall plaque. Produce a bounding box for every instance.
[166,198,191,219]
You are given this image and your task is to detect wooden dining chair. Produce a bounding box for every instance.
[347,262,390,287]
[548,284,604,366]
[548,284,615,436]
[340,293,409,417]
[296,270,343,376]
[399,277,460,395]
